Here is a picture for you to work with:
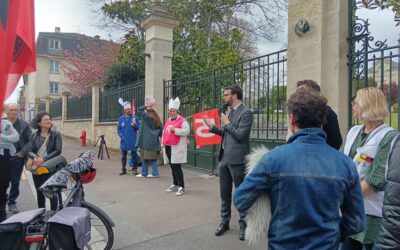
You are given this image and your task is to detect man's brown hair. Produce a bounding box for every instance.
[287,88,327,129]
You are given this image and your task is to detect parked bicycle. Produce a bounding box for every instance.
[0,151,115,250]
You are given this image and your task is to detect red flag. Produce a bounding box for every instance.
[192,109,222,147]
[131,98,135,115]
[0,0,36,114]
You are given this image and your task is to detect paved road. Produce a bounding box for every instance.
[12,137,266,250]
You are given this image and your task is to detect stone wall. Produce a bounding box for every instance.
[52,118,120,150]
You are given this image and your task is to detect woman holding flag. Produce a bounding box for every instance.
[162,97,190,196]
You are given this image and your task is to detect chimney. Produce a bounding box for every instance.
[55,27,61,33]
[94,35,100,39]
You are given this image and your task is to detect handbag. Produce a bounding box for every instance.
[26,134,49,172]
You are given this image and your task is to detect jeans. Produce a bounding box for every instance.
[141,160,159,176]
[7,156,25,205]
[121,150,138,171]
[165,146,185,188]
[32,173,58,211]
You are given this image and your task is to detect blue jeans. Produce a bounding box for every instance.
[121,150,138,171]
[141,160,159,176]
[7,156,25,205]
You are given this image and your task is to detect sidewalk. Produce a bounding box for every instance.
[19,137,265,250]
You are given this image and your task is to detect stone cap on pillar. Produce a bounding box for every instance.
[61,91,72,97]
[140,5,179,30]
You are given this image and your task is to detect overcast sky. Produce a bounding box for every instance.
[6,0,399,103]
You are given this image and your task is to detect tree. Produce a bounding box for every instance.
[103,62,144,90]
[61,35,118,96]
[89,0,287,77]
[383,81,398,107]
[360,0,400,26]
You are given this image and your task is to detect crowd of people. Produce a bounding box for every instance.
[0,82,399,249]
[0,107,62,222]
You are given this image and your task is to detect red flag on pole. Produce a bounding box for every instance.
[131,98,135,116]
[0,0,36,114]
[192,109,222,147]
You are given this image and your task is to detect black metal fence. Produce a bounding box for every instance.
[164,50,288,173]
[348,1,400,130]
[67,93,92,119]
[99,80,145,122]
[49,99,62,118]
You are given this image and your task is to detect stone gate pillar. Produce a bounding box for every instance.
[287,0,349,134]
[141,6,179,118]
[91,85,100,144]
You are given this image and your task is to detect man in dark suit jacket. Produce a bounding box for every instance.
[204,84,253,241]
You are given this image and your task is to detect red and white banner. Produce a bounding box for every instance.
[192,109,221,147]
[0,0,36,114]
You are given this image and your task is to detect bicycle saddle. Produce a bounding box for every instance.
[39,169,69,192]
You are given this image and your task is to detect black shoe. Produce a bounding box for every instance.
[239,226,246,241]
[119,170,127,175]
[215,223,229,236]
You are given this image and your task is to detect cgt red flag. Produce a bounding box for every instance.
[0,0,36,114]
[192,109,222,147]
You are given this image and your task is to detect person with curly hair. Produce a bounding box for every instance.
[28,112,62,211]
[234,88,365,249]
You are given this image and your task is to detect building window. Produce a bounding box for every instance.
[49,60,60,73]
[49,39,61,50]
[49,82,59,94]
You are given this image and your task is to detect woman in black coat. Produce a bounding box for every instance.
[28,112,62,210]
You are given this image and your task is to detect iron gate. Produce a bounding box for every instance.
[348,0,400,130]
[164,50,288,173]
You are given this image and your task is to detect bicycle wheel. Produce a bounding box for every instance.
[81,201,114,250]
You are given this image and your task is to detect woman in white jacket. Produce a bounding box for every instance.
[162,97,190,196]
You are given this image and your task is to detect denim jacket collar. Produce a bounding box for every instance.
[287,128,327,144]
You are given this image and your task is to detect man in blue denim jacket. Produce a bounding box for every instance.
[234,89,365,249]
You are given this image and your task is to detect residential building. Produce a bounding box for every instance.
[21,27,101,120]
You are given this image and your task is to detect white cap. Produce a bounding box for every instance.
[168,97,180,110]
[118,98,131,110]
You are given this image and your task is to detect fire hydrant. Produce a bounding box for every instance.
[80,129,87,146]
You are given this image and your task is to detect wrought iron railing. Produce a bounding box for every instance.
[348,1,400,130]
[164,50,287,173]
[49,99,62,118]
[99,80,145,122]
[67,93,92,119]
[164,49,288,141]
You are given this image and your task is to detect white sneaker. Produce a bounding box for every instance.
[175,187,186,196]
[147,174,154,178]
[136,174,146,178]
[165,185,178,192]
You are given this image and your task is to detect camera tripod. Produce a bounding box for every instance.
[95,134,110,160]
